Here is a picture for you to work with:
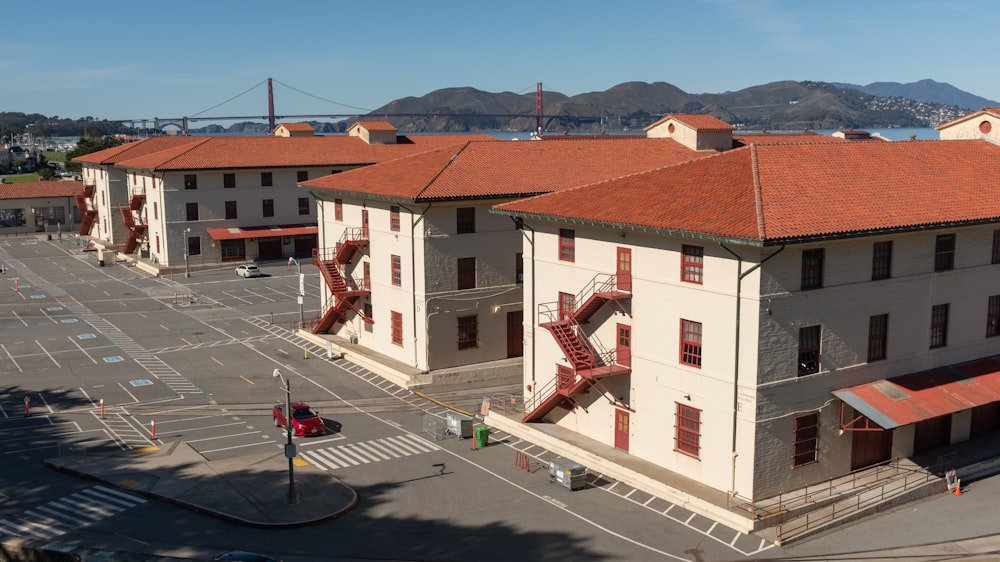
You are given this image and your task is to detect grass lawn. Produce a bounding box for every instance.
[0,173,41,183]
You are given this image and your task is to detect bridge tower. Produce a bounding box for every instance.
[536,82,543,135]
[267,77,276,133]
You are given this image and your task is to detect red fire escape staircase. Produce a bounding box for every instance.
[311,227,373,334]
[76,183,97,236]
[523,273,632,423]
[118,187,146,255]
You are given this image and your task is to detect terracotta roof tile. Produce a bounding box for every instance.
[301,137,712,201]
[82,134,490,171]
[277,122,314,132]
[0,180,83,200]
[353,121,398,132]
[496,140,1000,243]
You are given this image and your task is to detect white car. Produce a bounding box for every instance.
[235,264,261,278]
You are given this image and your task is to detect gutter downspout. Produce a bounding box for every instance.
[721,243,784,498]
[510,217,535,391]
[401,202,431,370]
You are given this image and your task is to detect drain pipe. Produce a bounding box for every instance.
[721,243,784,497]
[510,217,535,392]
[402,202,431,370]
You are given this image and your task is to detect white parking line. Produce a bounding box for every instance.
[185,430,263,443]
[1,344,23,372]
[199,440,276,454]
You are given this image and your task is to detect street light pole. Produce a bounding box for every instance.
[289,257,303,327]
[273,368,297,504]
[183,228,191,278]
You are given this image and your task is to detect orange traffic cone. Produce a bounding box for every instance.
[953,482,962,496]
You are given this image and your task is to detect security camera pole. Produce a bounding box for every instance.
[273,368,297,503]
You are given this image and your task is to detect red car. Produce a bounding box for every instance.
[273,402,325,436]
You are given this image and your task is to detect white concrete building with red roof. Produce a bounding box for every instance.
[490,117,1000,532]
[0,180,83,235]
[298,134,718,381]
[72,123,488,270]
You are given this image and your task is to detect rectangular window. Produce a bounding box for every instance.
[457,207,475,234]
[391,254,401,286]
[681,245,704,284]
[935,234,955,271]
[559,229,575,262]
[674,403,701,458]
[515,252,523,284]
[186,202,198,221]
[798,325,821,376]
[457,257,476,290]
[261,172,272,187]
[390,205,400,231]
[872,241,892,280]
[298,197,309,216]
[262,199,274,217]
[989,295,1000,338]
[868,314,888,362]
[225,201,237,220]
[296,171,308,182]
[993,230,1000,264]
[152,202,158,221]
[363,302,373,333]
[930,303,949,348]
[223,173,236,188]
[188,235,201,256]
[680,319,702,368]
[801,248,824,290]
[184,174,197,190]
[457,315,479,350]
[334,198,343,221]
[792,412,820,467]
[391,311,402,346]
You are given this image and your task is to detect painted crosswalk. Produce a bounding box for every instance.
[0,485,146,540]
[300,434,439,470]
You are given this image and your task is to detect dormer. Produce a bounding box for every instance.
[348,121,398,145]
[936,108,1000,142]
[645,114,733,151]
[273,122,315,137]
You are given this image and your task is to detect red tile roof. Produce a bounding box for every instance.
[300,137,713,201]
[935,107,1000,130]
[495,140,1000,243]
[0,180,84,200]
[277,122,314,132]
[75,134,490,171]
[353,121,398,132]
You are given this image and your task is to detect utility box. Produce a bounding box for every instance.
[445,412,473,439]
[549,457,587,491]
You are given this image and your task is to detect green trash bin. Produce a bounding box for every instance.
[474,426,490,448]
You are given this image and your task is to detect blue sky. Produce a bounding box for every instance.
[4,0,999,121]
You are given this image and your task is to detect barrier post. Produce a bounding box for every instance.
[23,395,30,417]
[270,312,274,325]
[100,398,105,419]
[303,345,308,359]
[151,418,156,440]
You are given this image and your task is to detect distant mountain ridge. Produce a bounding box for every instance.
[3,79,994,136]
[830,79,999,111]
[369,79,984,133]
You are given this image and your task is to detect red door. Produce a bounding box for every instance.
[506,310,523,358]
[614,409,629,451]
[617,247,632,291]
[850,429,893,470]
[361,209,369,238]
[616,323,631,367]
[558,291,574,321]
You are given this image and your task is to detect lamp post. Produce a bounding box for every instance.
[183,228,191,278]
[273,368,297,504]
[289,257,304,327]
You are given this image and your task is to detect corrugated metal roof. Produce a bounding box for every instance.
[833,356,1000,429]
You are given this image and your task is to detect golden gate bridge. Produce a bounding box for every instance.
[117,78,605,135]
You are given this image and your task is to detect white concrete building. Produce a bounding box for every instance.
[72,123,488,270]
[494,123,1000,503]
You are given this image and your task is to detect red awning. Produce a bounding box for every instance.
[832,356,1000,429]
[205,225,317,241]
